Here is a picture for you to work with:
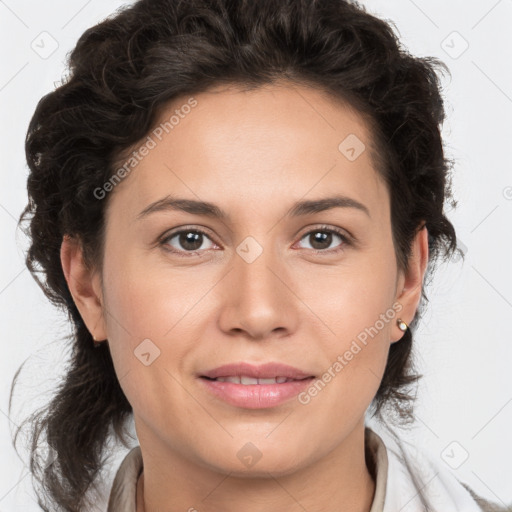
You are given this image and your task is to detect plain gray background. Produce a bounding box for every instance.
[1,0,511,510]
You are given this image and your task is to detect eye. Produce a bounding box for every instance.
[159,225,351,257]
[295,226,351,254]
[160,227,218,256]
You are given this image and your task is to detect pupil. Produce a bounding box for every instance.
[311,231,331,250]
[177,231,332,252]
[180,232,202,251]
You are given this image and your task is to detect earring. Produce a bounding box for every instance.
[397,318,408,332]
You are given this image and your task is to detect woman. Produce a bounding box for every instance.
[11,0,509,510]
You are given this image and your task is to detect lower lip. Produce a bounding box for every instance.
[199,377,315,409]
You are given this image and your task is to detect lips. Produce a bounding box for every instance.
[198,362,316,408]
[212,376,294,384]
[200,362,315,382]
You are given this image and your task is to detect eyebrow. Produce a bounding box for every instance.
[137,194,371,221]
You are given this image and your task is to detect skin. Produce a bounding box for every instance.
[61,81,428,512]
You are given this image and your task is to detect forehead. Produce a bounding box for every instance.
[106,81,388,224]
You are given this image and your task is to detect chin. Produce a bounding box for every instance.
[199,449,308,479]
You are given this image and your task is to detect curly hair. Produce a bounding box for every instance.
[11,0,460,510]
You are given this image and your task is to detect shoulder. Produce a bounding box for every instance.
[461,483,512,512]
[366,426,510,512]
[107,445,143,512]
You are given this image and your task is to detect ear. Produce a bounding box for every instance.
[60,234,108,342]
[392,224,429,343]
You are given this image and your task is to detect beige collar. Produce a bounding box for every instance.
[108,426,388,512]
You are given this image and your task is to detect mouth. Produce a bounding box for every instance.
[197,362,316,409]
[199,375,315,409]
[200,375,314,385]
[199,361,315,382]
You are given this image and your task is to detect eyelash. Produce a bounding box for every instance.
[159,225,352,258]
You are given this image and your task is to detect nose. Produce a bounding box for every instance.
[217,239,299,341]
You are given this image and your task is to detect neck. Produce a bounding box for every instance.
[135,423,376,512]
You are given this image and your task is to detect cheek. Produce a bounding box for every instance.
[102,249,211,339]
[293,251,397,406]
[298,307,392,433]
[99,250,224,398]
[99,254,209,427]
[295,251,398,342]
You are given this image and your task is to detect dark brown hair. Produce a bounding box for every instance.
[11,0,460,510]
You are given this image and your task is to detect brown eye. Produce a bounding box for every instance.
[297,227,350,253]
[309,231,333,250]
[161,228,216,255]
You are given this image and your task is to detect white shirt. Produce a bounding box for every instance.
[106,426,502,511]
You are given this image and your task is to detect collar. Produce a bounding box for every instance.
[106,426,489,512]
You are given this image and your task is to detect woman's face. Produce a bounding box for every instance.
[67,82,427,476]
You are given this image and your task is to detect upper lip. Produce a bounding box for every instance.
[200,362,315,380]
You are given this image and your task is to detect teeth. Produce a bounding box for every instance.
[213,376,293,385]
[216,376,242,384]
[241,376,259,385]
[259,378,279,384]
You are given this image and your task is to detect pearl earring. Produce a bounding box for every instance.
[397,318,408,332]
